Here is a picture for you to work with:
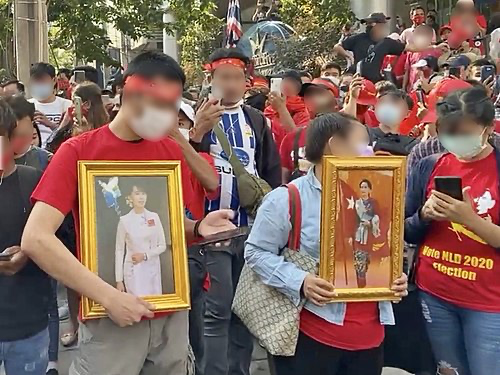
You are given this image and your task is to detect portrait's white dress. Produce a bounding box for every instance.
[115,209,167,296]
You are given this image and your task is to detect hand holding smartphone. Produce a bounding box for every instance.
[434,176,463,201]
[73,96,83,126]
[270,78,282,95]
[197,227,249,247]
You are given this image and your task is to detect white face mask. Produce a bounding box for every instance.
[322,76,340,86]
[31,83,53,101]
[129,106,177,141]
[179,128,190,141]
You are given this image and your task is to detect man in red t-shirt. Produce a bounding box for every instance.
[21,51,235,375]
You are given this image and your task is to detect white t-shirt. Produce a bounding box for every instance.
[29,96,72,147]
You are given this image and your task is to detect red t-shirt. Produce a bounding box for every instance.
[417,152,500,312]
[279,128,307,172]
[31,125,194,317]
[300,303,384,351]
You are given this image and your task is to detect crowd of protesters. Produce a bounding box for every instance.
[1,0,500,375]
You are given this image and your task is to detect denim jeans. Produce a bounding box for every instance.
[48,278,59,362]
[188,245,207,375]
[420,291,500,375]
[0,328,49,375]
[203,237,253,375]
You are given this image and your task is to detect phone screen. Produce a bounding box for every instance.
[270,78,282,94]
[74,70,86,84]
[73,96,83,125]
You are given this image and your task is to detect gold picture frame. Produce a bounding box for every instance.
[320,156,406,302]
[78,161,190,319]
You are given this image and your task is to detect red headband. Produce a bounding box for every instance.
[204,58,247,72]
[123,75,183,102]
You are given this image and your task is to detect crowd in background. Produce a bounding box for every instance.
[1,0,500,375]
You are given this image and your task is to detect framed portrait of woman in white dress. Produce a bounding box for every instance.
[78,161,189,319]
[319,156,405,302]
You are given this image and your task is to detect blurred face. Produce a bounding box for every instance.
[304,87,336,114]
[414,28,433,48]
[30,74,55,101]
[211,64,247,105]
[375,95,409,129]
[122,77,182,141]
[327,120,370,158]
[360,182,372,198]
[0,134,14,172]
[129,186,147,209]
[438,118,493,159]
[281,78,301,97]
[370,22,389,41]
[3,83,21,96]
[11,116,34,156]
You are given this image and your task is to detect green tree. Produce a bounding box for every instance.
[274,0,353,73]
[0,0,14,79]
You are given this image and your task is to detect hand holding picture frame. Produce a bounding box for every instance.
[78,161,190,319]
[320,156,406,302]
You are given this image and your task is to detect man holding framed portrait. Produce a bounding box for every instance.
[21,51,236,375]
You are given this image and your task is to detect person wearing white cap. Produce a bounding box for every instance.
[179,101,195,140]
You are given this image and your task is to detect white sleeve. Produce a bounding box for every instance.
[115,219,126,282]
[148,214,167,257]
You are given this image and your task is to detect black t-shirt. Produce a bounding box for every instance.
[368,127,420,156]
[342,33,406,83]
[0,166,50,341]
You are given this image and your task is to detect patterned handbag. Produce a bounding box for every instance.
[232,184,318,357]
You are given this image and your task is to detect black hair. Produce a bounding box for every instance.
[470,58,497,74]
[73,66,99,85]
[208,48,251,67]
[30,62,56,79]
[74,82,109,129]
[375,80,397,96]
[305,112,359,163]
[111,76,124,96]
[124,51,186,87]
[58,68,72,78]
[437,87,495,133]
[321,62,342,74]
[378,89,414,110]
[411,6,425,15]
[0,97,18,138]
[2,79,25,93]
[426,14,436,22]
[33,122,42,147]
[4,94,35,121]
[359,179,372,189]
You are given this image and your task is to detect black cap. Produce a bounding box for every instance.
[280,70,303,88]
[361,12,391,24]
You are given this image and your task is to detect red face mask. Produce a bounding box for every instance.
[413,15,425,25]
[11,135,32,156]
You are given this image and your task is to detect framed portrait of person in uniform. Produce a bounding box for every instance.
[78,161,189,319]
[319,156,405,302]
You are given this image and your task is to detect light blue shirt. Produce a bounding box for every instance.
[245,168,395,326]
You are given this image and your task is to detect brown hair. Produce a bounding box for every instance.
[74,82,109,129]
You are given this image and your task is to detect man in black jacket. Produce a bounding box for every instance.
[0,98,50,375]
[190,48,281,375]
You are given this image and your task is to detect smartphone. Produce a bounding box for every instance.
[480,65,495,83]
[416,89,425,106]
[356,61,362,75]
[270,78,282,94]
[449,67,461,78]
[74,70,86,84]
[73,96,83,126]
[197,227,250,246]
[434,176,463,201]
[209,85,223,102]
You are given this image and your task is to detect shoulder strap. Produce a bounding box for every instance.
[286,183,302,251]
[292,128,303,170]
[212,124,248,178]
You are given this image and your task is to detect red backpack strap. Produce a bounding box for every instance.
[286,183,302,251]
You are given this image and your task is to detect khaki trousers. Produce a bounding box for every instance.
[70,311,188,375]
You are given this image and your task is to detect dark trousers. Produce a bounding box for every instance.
[273,333,383,375]
[203,237,253,375]
[188,245,207,375]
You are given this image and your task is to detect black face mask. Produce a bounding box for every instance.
[245,93,267,112]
